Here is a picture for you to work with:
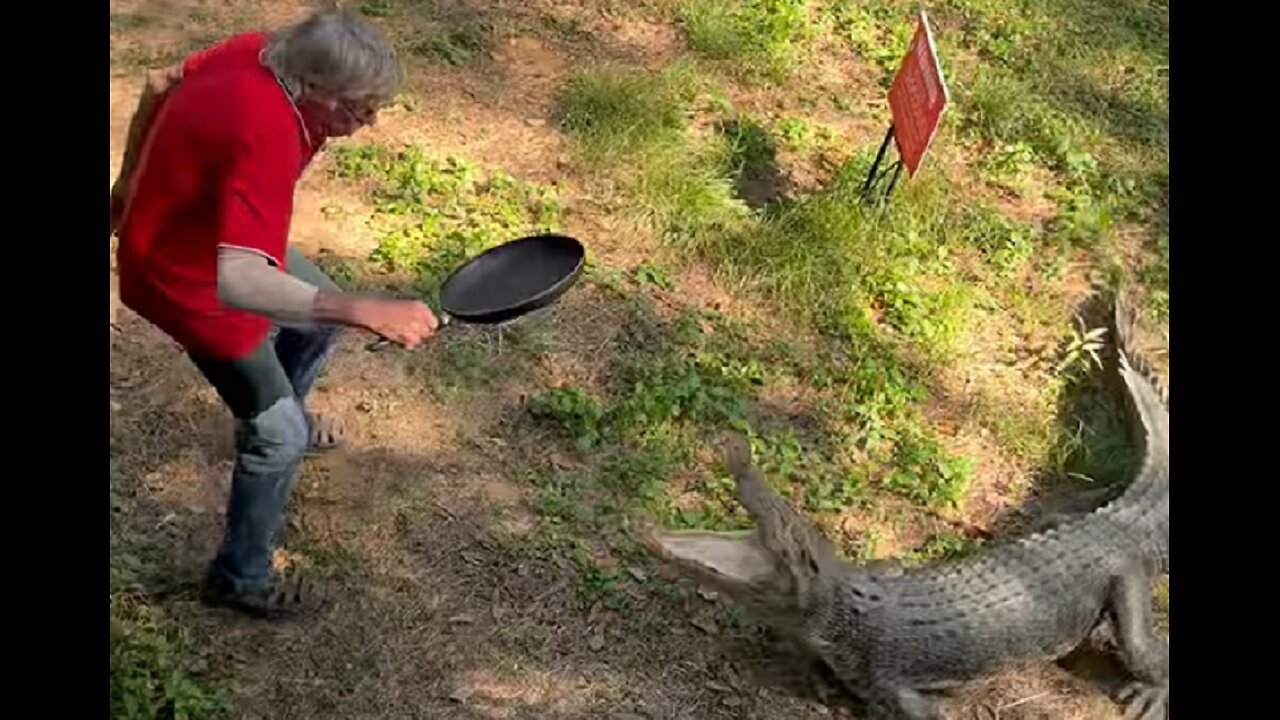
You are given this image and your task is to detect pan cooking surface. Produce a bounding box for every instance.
[440,234,583,318]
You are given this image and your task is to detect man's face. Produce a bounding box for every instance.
[298,95,380,139]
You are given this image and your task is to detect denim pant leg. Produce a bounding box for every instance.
[191,342,308,591]
[275,246,342,402]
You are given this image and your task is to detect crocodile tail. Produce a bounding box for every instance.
[1112,290,1169,492]
[1113,291,1168,407]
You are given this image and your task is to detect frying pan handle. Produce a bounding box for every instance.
[364,312,453,352]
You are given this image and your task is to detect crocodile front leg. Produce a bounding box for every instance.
[1108,569,1169,719]
[864,684,946,720]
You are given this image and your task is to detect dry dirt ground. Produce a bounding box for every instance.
[109,2,1160,719]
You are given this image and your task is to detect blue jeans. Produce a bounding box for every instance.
[189,248,340,591]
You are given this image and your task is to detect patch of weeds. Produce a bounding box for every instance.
[677,0,813,81]
[111,457,228,719]
[1048,355,1139,489]
[630,262,677,291]
[682,152,974,357]
[529,470,594,532]
[111,594,228,720]
[832,0,915,85]
[881,427,973,508]
[603,348,757,440]
[932,0,1045,67]
[1153,576,1169,632]
[664,498,752,532]
[1056,317,1107,383]
[110,12,159,30]
[960,206,1039,277]
[746,428,863,515]
[977,141,1037,196]
[525,471,635,610]
[964,68,1095,173]
[584,261,629,294]
[801,468,868,513]
[632,142,752,243]
[529,308,768,512]
[905,530,985,565]
[574,548,627,610]
[1047,182,1114,248]
[409,23,491,66]
[1137,233,1169,325]
[313,254,361,291]
[720,116,778,178]
[540,12,585,38]
[598,448,678,506]
[359,0,394,18]
[329,143,561,296]
[528,387,609,450]
[555,63,702,163]
[424,333,507,398]
[775,115,815,151]
[635,152,979,501]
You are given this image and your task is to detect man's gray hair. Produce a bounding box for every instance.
[263,9,402,104]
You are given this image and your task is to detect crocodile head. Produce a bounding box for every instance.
[648,434,840,620]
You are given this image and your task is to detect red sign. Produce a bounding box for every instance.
[888,11,950,177]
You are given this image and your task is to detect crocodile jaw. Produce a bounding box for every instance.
[649,530,776,587]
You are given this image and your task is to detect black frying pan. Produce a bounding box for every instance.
[366,233,585,351]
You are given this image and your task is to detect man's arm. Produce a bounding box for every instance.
[110,64,183,235]
[217,247,319,325]
[217,247,440,348]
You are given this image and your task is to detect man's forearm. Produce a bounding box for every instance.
[218,247,375,329]
[312,291,378,329]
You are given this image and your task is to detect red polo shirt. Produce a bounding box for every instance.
[117,32,324,360]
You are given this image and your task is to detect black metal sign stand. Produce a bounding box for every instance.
[859,124,904,205]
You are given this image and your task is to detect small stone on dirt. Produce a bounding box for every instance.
[448,687,474,703]
[705,681,732,693]
[448,613,476,625]
[697,586,719,602]
[589,632,606,652]
[721,696,743,708]
[691,617,718,635]
[627,567,647,583]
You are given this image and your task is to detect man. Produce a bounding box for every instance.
[111,9,438,619]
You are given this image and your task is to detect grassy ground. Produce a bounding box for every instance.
[109,1,1168,718]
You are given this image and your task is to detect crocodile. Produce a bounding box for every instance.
[648,295,1168,719]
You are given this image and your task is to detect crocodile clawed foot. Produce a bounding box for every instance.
[1118,681,1168,720]
[971,703,998,720]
